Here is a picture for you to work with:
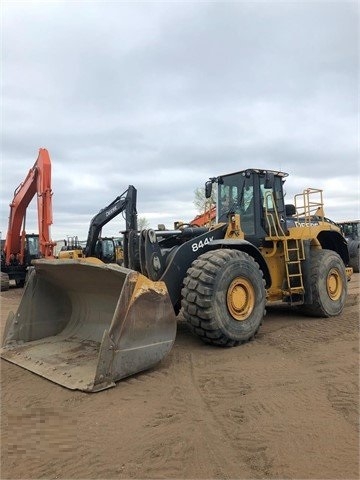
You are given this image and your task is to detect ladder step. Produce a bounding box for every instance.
[283,239,305,293]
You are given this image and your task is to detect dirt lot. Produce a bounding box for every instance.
[1,275,359,480]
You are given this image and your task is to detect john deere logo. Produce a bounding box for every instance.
[105,206,118,217]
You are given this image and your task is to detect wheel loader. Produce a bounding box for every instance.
[1,168,352,392]
[337,220,359,273]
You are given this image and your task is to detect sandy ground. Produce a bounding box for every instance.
[0,275,359,480]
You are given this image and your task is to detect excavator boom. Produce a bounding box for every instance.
[83,186,137,257]
[59,187,137,262]
[3,148,55,265]
[190,205,216,227]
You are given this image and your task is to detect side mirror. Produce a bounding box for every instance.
[205,180,212,199]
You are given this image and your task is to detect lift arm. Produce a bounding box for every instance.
[4,148,56,265]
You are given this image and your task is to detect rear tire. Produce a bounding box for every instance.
[181,249,266,347]
[301,249,347,317]
[348,242,359,273]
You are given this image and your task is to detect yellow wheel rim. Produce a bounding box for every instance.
[326,268,343,301]
[226,277,255,321]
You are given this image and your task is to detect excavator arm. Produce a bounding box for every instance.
[190,205,216,227]
[83,185,138,257]
[4,148,55,265]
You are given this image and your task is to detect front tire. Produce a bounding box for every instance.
[181,249,266,347]
[301,249,347,317]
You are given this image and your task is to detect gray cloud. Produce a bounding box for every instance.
[1,0,358,242]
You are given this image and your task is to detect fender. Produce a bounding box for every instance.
[160,228,270,309]
[317,230,350,266]
[160,225,227,308]
[210,239,271,288]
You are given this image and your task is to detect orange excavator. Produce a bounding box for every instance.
[1,148,56,287]
[190,204,216,227]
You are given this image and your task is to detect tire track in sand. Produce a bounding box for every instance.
[138,349,254,479]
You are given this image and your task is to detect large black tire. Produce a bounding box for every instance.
[348,240,359,273]
[301,249,347,317]
[181,249,266,347]
[349,254,359,273]
[0,272,10,292]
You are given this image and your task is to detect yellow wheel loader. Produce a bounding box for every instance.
[1,169,352,392]
[57,236,84,259]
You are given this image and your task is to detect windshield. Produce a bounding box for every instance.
[218,172,255,235]
[218,172,243,219]
[102,239,115,259]
[27,236,39,256]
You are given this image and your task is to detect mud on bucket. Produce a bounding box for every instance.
[0,259,177,392]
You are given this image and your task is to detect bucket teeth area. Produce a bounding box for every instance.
[1,259,177,391]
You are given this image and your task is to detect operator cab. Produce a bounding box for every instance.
[95,238,116,263]
[25,234,40,262]
[207,169,288,246]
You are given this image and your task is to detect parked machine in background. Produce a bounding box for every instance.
[337,220,359,273]
[96,236,124,265]
[1,168,352,391]
[82,186,137,262]
[189,205,216,227]
[57,236,84,260]
[58,187,136,264]
[1,149,56,288]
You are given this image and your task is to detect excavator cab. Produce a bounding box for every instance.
[25,234,40,263]
[95,237,122,264]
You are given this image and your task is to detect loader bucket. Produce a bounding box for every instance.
[1,259,177,392]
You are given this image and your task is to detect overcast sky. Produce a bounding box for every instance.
[1,0,358,242]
